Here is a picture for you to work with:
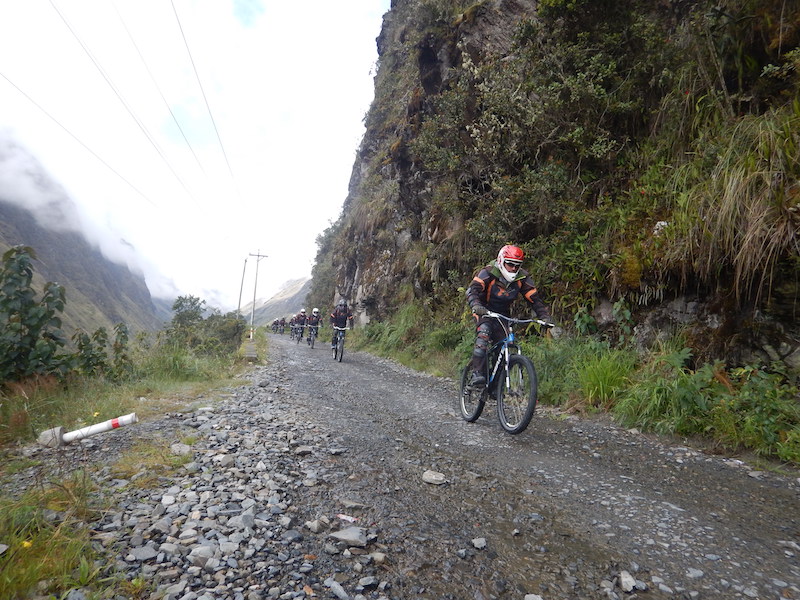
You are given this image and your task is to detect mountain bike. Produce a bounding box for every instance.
[295,325,304,344]
[307,325,319,348]
[332,326,348,362]
[459,312,553,434]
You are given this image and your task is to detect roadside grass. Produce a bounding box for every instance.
[0,338,254,599]
[0,471,102,599]
[353,312,800,466]
[350,304,471,377]
[0,348,245,449]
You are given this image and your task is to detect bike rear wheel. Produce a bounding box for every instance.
[459,364,486,422]
[496,354,538,434]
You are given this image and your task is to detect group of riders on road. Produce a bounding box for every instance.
[271,299,354,349]
[269,244,554,387]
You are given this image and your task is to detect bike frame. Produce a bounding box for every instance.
[484,311,547,392]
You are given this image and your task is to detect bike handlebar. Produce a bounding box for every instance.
[485,311,555,327]
[332,325,350,331]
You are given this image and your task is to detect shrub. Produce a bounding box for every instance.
[0,246,68,384]
[578,350,637,408]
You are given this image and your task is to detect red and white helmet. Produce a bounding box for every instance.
[496,245,524,282]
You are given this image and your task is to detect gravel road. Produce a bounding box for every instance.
[5,333,800,600]
[267,333,800,600]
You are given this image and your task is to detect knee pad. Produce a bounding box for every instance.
[474,325,491,356]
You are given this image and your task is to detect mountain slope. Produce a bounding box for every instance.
[0,139,164,335]
[0,200,164,334]
[241,278,312,326]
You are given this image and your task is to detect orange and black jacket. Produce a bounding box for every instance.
[466,264,550,319]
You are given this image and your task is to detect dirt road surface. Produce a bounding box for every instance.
[268,332,800,599]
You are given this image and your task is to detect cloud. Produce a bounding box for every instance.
[0,132,83,232]
[0,0,390,310]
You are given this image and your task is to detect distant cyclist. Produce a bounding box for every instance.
[306,308,323,343]
[330,299,354,349]
[294,308,308,340]
[466,245,553,387]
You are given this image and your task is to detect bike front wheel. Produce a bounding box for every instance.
[459,364,485,422]
[336,336,344,362]
[310,333,316,348]
[496,354,538,434]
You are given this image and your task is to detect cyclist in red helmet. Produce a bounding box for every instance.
[466,245,554,387]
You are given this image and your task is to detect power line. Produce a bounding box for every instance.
[170,0,241,201]
[0,71,155,206]
[110,0,207,177]
[48,0,197,203]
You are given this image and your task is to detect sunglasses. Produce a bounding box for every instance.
[503,260,521,270]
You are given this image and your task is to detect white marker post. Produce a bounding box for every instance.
[37,413,138,448]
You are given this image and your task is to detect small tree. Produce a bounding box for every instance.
[168,295,206,347]
[71,327,110,377]
[0,246,68,385]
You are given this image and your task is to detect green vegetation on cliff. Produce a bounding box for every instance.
[311,0,800,462]
[313,0,799,362]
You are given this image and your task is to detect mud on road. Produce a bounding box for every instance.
[268,332,800,599]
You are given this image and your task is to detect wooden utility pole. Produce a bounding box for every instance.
[237,257,247,319]
[248,252,268,339]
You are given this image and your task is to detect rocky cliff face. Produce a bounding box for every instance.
[322,0,544,322]
[312,0,800,373]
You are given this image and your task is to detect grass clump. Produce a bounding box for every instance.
[110,436,195,489]
[577,350,637,409]
[0,474,100,599]
[614,348,800,462]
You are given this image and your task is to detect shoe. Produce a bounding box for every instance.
[469,371,486,387]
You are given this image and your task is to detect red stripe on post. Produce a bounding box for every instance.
[111,418,120,428]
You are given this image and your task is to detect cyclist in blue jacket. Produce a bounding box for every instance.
[466,245,553,387]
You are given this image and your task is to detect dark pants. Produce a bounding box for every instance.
[470,316,504,374]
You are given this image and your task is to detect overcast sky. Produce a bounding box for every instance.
[0,0,390,311]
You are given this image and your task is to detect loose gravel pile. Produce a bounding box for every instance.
[9,372,403,600]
